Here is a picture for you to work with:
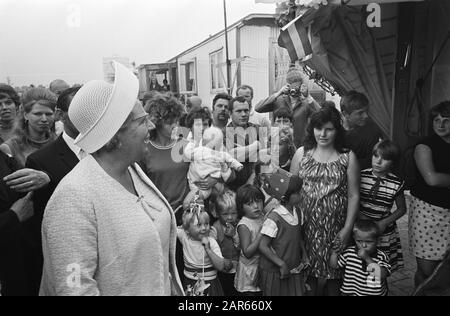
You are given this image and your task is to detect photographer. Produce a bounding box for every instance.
[255,68,320,148]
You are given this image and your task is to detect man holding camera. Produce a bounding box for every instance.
[255,68,320,148]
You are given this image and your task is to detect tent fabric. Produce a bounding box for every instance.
[429,1,450,106]
[294,5,393,136]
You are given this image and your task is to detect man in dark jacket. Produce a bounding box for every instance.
[255,68,320,148]
[23,87,82,295]
[3,87,82,295]
[0,151,34,296]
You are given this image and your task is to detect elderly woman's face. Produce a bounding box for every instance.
[25,103,55,134]
[121,101,153,158]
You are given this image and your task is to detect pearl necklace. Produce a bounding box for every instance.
[149,139,177,150]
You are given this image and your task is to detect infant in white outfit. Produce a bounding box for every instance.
[183,127,243,208]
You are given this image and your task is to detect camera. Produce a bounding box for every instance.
[289,88,301,98]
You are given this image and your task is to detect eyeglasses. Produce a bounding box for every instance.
[132,113,156,130]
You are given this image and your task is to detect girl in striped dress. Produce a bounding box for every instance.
[359,140,407,272]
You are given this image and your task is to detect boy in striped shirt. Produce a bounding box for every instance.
[330,220,391,296]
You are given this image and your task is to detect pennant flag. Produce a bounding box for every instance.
[279,16,313,62]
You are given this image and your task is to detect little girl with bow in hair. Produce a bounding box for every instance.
[177,197,227,296]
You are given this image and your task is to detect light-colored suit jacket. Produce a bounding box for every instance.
[40,155,184,296]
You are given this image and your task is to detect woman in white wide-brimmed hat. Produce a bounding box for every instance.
[39,62,184,296]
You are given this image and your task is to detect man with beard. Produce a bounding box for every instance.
[0,84,20,144]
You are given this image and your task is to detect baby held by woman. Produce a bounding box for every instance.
[184,127,243,208]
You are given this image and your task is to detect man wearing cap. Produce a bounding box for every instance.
[40,62,184,296]
[255,68,321,148]
[0,84,20,144]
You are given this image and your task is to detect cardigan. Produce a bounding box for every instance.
[40,155,184,296]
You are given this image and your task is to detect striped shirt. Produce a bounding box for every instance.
[177,229,223,281]
[360,169,404,220]
[338,246,391,296]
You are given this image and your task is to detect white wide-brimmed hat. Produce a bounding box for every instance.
[69,61,139,154]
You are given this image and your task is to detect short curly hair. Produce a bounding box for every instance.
[430,100,450,120]
[0,84,20,106]
[145,93,184,139]
[185,107,212,130]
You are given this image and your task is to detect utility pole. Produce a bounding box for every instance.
[223,0,232,95]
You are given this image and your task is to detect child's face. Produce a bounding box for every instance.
[287,192,301,206]
[274,117,292,127]
[188,217,211,241]
[372,151,393,175]
[243,199,264,220]
[203,132,222,150]
[218,206,238,226]
[354,230,378,256]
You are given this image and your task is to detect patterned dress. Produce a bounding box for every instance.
[298,150,349,279]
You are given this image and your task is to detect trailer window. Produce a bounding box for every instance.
[210,49,226,92]
[180,59,197,94]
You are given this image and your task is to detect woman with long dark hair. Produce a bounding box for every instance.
[290,106,360,296]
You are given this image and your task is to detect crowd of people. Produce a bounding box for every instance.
[0,64,449,296]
